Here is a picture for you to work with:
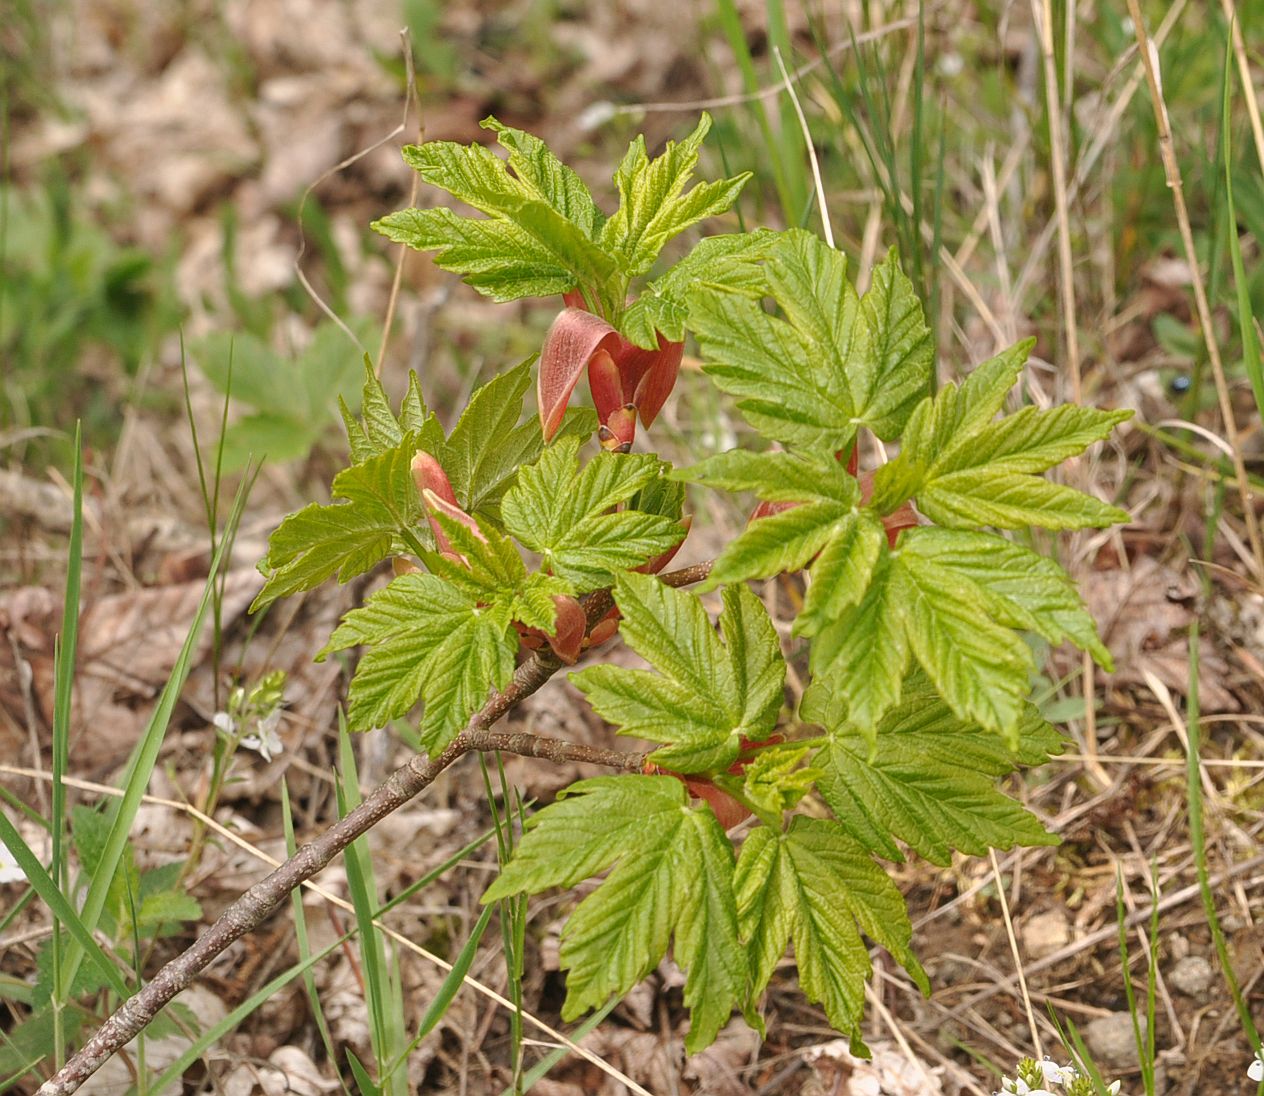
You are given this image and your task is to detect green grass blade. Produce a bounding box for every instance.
[57,479,251,1000]
[281,778,346,1094]
[337,721,408,1095]
[499,998,621,1096]
[146,935,346,1094]
[0,813,128,999]
[48,420,84,1068]
[408,902,494,1053]
[1221,43,1264,420]
[1184,621,1262,1054]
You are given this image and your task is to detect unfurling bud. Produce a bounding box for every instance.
[515,595,588,664]
[598,406,637,452]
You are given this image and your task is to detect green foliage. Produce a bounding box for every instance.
[253,116,1132,1059]
[502,438,685,591]
[734,817,928,1040]
[194,318,375,469]
[804,674,1063,865]
[572,575,784,773]
[252,438,430,612]
[482,775,744,1054]
[1,180,182,466]
[374,111,749,322]
[688,231,933,450]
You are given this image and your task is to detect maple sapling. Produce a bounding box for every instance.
[44,113,1132,1095]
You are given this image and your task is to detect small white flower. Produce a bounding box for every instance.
[0,844,26,885]
[1037,1058,1078,1085]
[1106,1082,1122,1095]
[212,711,237,735]
[240,709,283,763]
[1248,1045,1263,1082]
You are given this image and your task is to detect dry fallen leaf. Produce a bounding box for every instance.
[1078,557,1236,711]
[0,569,260,773]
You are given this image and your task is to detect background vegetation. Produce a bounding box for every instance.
[2,0,1262,1092]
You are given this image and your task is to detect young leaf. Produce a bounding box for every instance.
[621,230,775,350]
[600,113,751,278]
[571,575,784,773]
[480,116,603,239]
[868,339,1132,529]
[252,439,431,612]
[733,817,927,1041]
[434,359,540,516]
[340,359,442,464]
[690,231,934,450]
[803,674,1063,865]
[376,137,620,306]
[482,775,745,1053]
[675,449,879,629]
[811,524,1112,741]
[373,207,576,302]
[854,247,935,438]
[319,572,518,748]
[501,437,684,590]
[898,527,1112,668]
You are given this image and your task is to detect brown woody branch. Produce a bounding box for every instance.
[38,561,711,1096]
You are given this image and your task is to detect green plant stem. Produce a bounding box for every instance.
[36,559,713,1096]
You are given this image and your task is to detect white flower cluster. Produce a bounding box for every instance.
[995,1057,1121,1096]
[212,670,288,764]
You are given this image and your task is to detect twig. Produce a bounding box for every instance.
[38,561,712,1095]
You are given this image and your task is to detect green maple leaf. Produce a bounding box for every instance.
[675,449,883,633]
[733,817,928,1041]
[482,774,745,1053]
[252,438,431,612]
[868,339,1132,529]
[599,113,751,279]
[620,229,774,349]
[802,674,1063,866]
[689,231,932,450]
[322,509,568,746]
[340,358,442,464]
[319,571,512,748]
[714,745,821,825]
[500,437,684,591]
[373,119,618,308]
[810,526,1109,743]
[571,573,784,773]
[428,359,595,521]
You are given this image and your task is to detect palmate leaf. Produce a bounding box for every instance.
[868,339,1132,529]
[690,231,933,449]
[321,509,568,745]
[482,775,745,1053]
[675,449,881,631]
[340,358,442,464]
[252,438,431,612]
[620,229,775,349]
[599,113,751,279]
[803,674,1063,866]
[374,122,620,307]
[811,526,1107,743]
[319,571,516,748]
[501,436,684,590]
[571,574,784,773]
[734,817,928,1042]
[373,207,576,303]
